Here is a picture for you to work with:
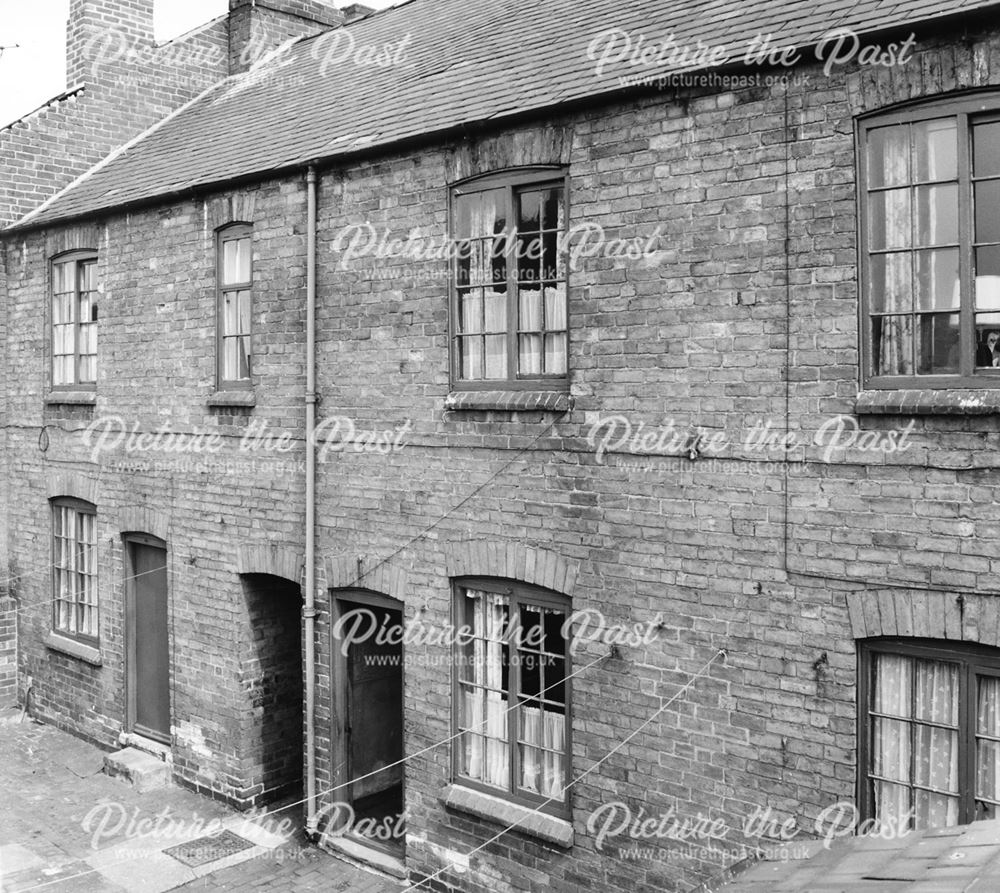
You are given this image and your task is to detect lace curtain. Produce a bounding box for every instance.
[873,655,958,829]
[461,589,566,798]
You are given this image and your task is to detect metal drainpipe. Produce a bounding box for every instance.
[304,165,319,837]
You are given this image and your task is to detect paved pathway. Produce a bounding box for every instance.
[0,711,401,893]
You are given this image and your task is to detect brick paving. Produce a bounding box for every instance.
[0,713,401,893]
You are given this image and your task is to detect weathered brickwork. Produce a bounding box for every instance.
[5,14,1000,893]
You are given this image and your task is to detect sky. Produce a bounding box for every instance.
[0,0,401,128]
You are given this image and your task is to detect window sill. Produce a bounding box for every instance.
[44,631,102,665]
[445,391,572,413]
[45,391,96,406]
[856,389,1000,416]
[441,784,574,848]
[207,390,256,408]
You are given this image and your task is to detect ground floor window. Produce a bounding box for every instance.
[860,639,1000,829]
[51,498,98,640]
[453,578,570,815]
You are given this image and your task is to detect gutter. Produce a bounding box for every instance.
[304,165,319,837]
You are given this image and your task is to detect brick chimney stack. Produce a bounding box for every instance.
[66,0,155,87]
[228,0,346,75]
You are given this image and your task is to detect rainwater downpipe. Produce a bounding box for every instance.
[304,165,319,837]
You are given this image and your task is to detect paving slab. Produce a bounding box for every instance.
[0,717,400,893]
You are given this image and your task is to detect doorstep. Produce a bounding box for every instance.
[321,833,407,879]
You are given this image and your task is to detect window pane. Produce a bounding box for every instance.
[544,333,568,374]
[519,335,543,375]
[872,316,913,377]
[53,291,73,325]
[541,187,564,232]
[518,708,565,798]
[79,355,97,384]
[975,180,1000,245]
[868,125,910,188]
[484,290,506,332]
[483,335,506,379]
[914,725,958,794]
[977,327,1000,366]
[455,189,505,240]
[237,336,251,379]
[545,284,567,331]
[519,286,543,332]
[916,313,959,375]
[870,189,912,250]
[223,292,238,336]
[978,245,1000,280]
[238,290,251,335]
[223,338,239,381]
[874,781,910,827]
[977,677,1000,809]
[458,289,482,334]
[874,717,911,782]
[222,236,251,285]
[870,253,912,314]
[914,789,959,829]
[54,262,73,295]
[915,184,959,246]
[518,191,541,232]
[913,119,957,182]
[973,121,1000,178]
[875,654,912,716]
[459,335,482,380]
[517,233,543,282]
[915,660,958,724]
[916,249,959,311]
[80,261,97,293]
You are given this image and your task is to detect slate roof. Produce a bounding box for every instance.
[722,818,1000,891]
[10,0,1000,232]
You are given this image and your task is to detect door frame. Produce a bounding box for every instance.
[330,589,405,838]
[124,532,171,745]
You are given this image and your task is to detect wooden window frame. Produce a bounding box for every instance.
[451,576,572,817]
[50,250,98,390]
[858,638,1000,827]
[216,223,253,389]
[50,497,99,644]
[448,168,571,392]
[858,92,1000,389]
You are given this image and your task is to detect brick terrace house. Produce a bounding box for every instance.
[6,0,1000,890]
[0,0,362,711]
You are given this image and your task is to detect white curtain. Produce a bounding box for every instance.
[519,284,566,374]
[978,677,1000,820]
[462,590,510,789]
[873,654,911,822]
[872,127,912,376]
[873,655,961,830]
[520,705,565,798]
[914,661,959,827]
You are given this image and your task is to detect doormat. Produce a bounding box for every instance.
[164,830,255,867]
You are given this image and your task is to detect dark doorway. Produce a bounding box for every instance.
[340,596,405,857]
[242,575,303,809]
[125,535,170,744]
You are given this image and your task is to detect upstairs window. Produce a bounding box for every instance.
[859,96,1000,387]
[217,224,252,386]
[52,252,98,387]
[52,499,98,642]
[450,170,569,389]
[860,640,1000,830]
[453,578,571,816]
